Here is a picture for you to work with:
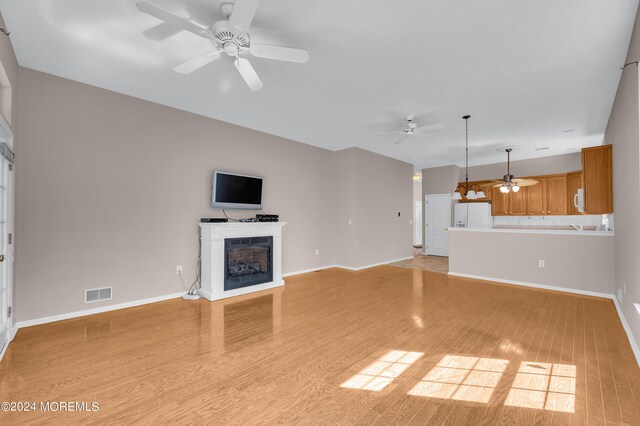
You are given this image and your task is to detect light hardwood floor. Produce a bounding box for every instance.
[391,255,449,274]
[1,266,639,425]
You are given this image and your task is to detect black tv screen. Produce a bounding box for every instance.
[212,171,263,210]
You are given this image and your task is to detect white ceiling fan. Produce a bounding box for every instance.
[136,0,310,91]
[375,115,445,145]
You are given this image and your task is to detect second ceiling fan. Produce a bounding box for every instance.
[492,148,538,193]
[137,0,310,91]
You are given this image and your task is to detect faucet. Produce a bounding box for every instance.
[569,224,583,231]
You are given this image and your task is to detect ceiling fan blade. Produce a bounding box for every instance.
[375,131,406,136]
[393,134,409,145]
[229,0,262,32]
[174,51,221,74]
[250,44,309,63]
[143,22,182,41]
[512,178,539,187]
[414,123,445,133]
[235,58,264,91]
[136,2,213,39]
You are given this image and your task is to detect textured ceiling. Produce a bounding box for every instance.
[1,0,638,169]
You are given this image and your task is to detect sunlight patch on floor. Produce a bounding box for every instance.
[504,362,576,413]
[408,355,509,403]
[340,350,424,392]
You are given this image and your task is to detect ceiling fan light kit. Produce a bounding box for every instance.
[136,0,309,91]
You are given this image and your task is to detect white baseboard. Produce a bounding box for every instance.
[448,271,640,368]
[15,292,185,329]
[336,256,414,271]
[283,257,414,276]
[447,272,613,299]
[282,264,336,277]
[0,325,19,363]
[612,298,640,368]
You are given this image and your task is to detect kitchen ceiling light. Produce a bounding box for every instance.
[453,115,481,200]
[512,184,520,192]
[500,184,510,193]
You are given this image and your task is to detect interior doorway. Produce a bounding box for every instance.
[425,193,452,257]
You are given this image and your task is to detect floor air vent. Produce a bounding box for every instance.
[85,287,112,303]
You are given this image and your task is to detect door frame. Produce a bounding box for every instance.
[0,112,14,360]
[425,193,452,257]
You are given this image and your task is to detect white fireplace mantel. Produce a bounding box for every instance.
[199,222,286,301]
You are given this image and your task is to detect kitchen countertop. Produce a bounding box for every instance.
[447,227,614,236]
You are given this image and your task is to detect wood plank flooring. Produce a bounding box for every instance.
[0,266,638,425]
[391,255,449,274]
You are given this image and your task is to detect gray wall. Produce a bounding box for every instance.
[460,153,582,182]
[352,148,413,268]
[449,230,615,295]
[422,165,460,195]
[15,68,412,322]
[606,6,640,354]
[331,148,413,268]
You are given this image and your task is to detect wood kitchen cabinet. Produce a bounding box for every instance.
[491,185,526,215]
[508,187,527,215]
[582,145,613,214]
[522,175,566,215]
[525,178,546,215]
[566,171,583,214]
[545,175,567,215]
[491,186,508,215]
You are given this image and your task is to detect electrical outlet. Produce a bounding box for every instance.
[618,288,623,303]
[176,265,183,275]
[348,219,352,225]
[315,249,320,256]
[538,260,545,268]
[398,212,401,217]
[624,283,627,294]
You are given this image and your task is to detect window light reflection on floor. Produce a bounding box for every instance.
[504,362,576,413]
[408,355,509,403]
[340,350,424,392]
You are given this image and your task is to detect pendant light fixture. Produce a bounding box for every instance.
[453,115,484,200]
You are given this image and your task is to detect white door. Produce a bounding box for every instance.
[0,149,11,354]
[426,194,451,256]
[414,201,423,246]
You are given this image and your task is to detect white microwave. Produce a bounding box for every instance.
[574,188,585,213]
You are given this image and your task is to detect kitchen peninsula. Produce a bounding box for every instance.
[448,227,614,296]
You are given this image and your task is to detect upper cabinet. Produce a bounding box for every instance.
[582,145,613,214]
[523,175,566,215]
[509,187,527,215]
[545,175,567,215]
[491,186,508,215]
[526,178,546,215]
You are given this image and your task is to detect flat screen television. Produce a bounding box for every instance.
[211,171,263,210]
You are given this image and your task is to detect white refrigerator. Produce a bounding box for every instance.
[454,203,493,229]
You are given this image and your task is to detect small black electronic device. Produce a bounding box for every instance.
[256,214,279,222]
[200,218,229,223]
